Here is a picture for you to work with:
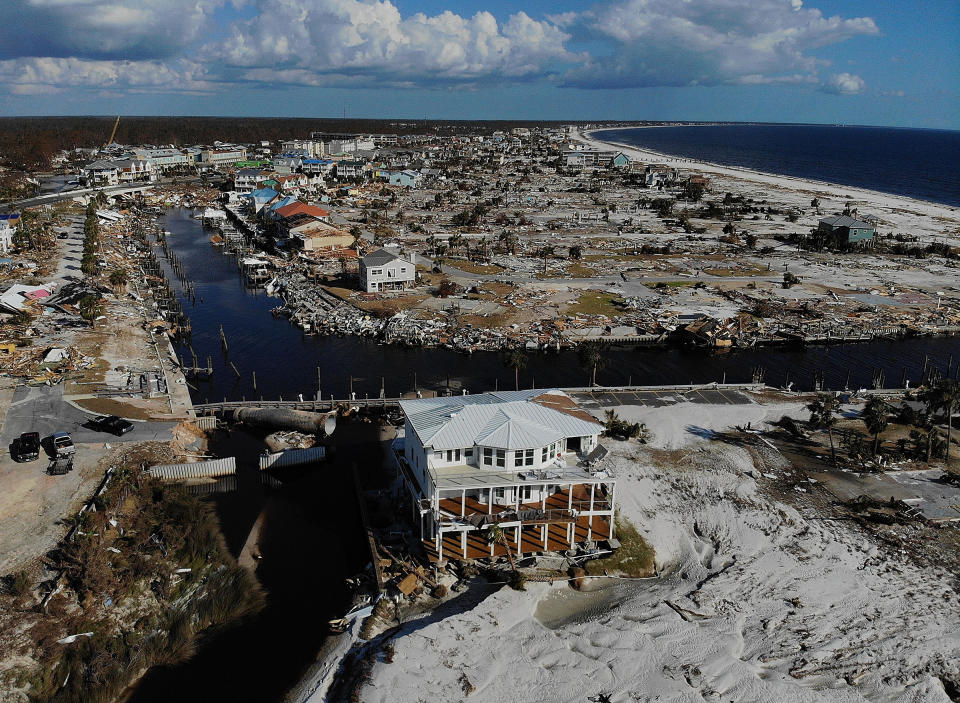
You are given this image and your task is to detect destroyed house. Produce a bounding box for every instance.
[818,215,875,246]
[395,390,614,562]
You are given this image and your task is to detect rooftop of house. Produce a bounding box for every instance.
[248,188,279,200]
[400,390,602,451]
[83,159,119,171]
[361,247,406,267]
[275,202,329,220]
[819,214,874,229]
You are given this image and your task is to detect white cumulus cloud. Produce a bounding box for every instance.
[0,57,216,95]
[0,0,225,61]
[562,0,878,90]
[823,72,866,94]
[204,0,574,88]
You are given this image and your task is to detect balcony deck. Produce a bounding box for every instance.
[436,484,612,520]
[424,514,611,562]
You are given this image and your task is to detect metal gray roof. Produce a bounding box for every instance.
[401,390,602,451]
[819,215,873,229]
[362,248,403,266]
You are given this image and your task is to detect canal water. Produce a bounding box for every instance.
[127,208,960,703]
[158,207,960,400]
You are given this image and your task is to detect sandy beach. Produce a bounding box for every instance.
[343,393,960,702]
[582,127,960,228]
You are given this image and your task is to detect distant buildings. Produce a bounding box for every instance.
[562,147,630,169]
[359,248,416,292]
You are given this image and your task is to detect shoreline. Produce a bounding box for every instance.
[583,127,960,214]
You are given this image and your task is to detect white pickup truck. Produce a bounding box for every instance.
[52,432,76,457]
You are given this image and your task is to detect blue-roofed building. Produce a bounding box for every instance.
[386,170,422,188]
[244,188,280,215]
[394,390,614,562]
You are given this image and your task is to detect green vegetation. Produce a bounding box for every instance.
[566,291,625,317]
[585,515,655,578]
[445,259,504,275]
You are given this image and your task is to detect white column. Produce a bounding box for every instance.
[587,483,595,542]
[609,482,616,540]
[462,530,467,559]
[461,489,466,517]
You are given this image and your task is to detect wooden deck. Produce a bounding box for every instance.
[437,484,611,519]
[424,514,611,562]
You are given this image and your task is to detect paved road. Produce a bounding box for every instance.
[1,385,176,458]
[51,215,85,284]
[1,181,157,212]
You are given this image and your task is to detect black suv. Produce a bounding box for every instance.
[13,432,41,461]
[92,415,134,436]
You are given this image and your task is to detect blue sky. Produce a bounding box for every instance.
[0,0,956,129]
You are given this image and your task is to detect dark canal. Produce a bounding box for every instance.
[159,207,959,402]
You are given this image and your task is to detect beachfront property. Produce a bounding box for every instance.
[359,248,415,292]
[818,214,876,247]
[394,390,615,562]
[562,147,630,169]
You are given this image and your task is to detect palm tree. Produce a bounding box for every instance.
[916,411,936,464]
[806,393,840,464]
[108,269,128,293]
[577,341,607,387]
[485,524,516,573]
[861,396,890,456]
[925,379,960,463]
[78,295,103,326]
[503,347,527,391]
[538,245,554,274]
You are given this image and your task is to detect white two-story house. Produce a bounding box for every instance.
[395,390,614,562]
[359,248,415,293]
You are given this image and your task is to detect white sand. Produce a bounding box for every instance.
[580,127,960,225]
[348,401,959,702]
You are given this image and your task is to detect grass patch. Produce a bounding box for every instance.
[446,259,504,275]
[458,313,509,328]
[585,514,655,578]
[565,290,626,317]
[566,263,598,278]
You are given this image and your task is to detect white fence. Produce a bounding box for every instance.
[149,457,237,480]
[259,447,326,470]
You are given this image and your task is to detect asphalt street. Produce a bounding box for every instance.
[1,385,176,459]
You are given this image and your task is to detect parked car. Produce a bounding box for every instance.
[57,232,69,239]
[51,432,75,457]
[13,432,40,462]
[48,455,73,475]
[92,415,134,436]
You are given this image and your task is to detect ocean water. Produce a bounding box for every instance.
[598,124,960,207]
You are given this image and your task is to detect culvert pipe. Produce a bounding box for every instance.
[228,407,336,436]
